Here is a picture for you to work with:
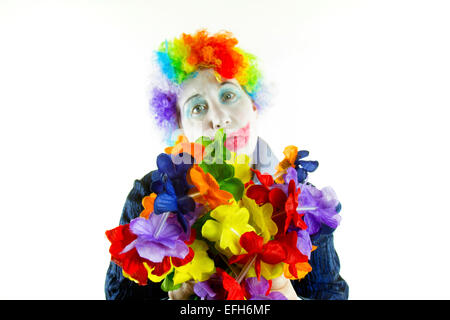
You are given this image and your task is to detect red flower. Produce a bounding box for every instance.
[276,231,309,278]
[246,169,287,212]
[244,180,255,189]
[216,268,245,300]
[105,225,197,284]
[229,231,287,280]
[284,180,307,233]
[247,169,307,235]
[145,256,172,276]
[105,224,150,285]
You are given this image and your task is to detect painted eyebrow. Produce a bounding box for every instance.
[183,93,201,109]
[220,81,239,88]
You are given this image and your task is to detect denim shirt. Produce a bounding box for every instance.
[105,137,349,300]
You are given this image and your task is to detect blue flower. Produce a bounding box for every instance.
[151,152,195,232]
[294,150,319,183]
[151,152,194,196]
[153,178,195,233]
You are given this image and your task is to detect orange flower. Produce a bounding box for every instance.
[188,164,234,209]
[164,134,205,164]
[283,245,317,280]
[274,145,298,184]
[283,262,312,280]
[139,193,157,219]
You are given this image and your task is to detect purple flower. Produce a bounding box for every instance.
[299,184,341,235]
[296,229,313,259]
[125,214,189,263]
[283,166,341,237]
[177,204,203,242]
[275,167,298,195]
[284,167,298,187]
[287,221,313,258]
[193,273,225,300]
[245,277,287,300]
[194,281,217,300]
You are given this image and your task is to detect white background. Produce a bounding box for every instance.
[1,0,449,299]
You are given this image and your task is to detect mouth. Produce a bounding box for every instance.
[224,122,250,151]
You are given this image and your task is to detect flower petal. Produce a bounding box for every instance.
[219,177,245,201]
[153,192,178,214]
[201,220,222,242]
[173,240,215,285]
[246,184,269,205]
[296,168,308,184]
[194,281,216,300]
[298,160,319,172]
[245,277,269,297]
[268,187,287,213]
[297,150,309,160]
[156,153,176,178]
[261,240,287,264]
[250,168,274,187]
[239,231,264,254]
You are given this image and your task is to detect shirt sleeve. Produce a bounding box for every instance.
[104,171,168,300]
[292,224,349,300]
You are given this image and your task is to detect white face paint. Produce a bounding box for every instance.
[177,68,259,158]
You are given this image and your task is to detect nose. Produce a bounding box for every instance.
[209,103,232,130]
[213,119,231,129]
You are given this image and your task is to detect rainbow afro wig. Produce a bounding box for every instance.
[149,29,269,144]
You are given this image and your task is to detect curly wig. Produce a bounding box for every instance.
[149,30,268,144]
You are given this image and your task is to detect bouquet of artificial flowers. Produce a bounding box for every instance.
[105,129,341,300]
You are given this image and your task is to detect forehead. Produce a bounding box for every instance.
[178,69,240,104]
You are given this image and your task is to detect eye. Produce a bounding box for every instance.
[184,95,209,119]
[221,91,236,102]
[190,103,208,117]
[220,88,241,105]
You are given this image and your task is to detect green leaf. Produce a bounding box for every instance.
[195,136,213,148]
[200,129,231,165]
[161,270,182,292]
[199,163,235,182]
[219,177,245,201]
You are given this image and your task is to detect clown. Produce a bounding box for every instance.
[105,30,348,300]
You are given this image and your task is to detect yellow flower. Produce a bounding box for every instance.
[122,270,140,284]
[240,194,278,242]
[123,265,173,284]
[274,145,298,184]
[172,240,215,285]
[247,261,284,280]
[143,263,173,283]
[226,152,252,185]
[202,203,255,255]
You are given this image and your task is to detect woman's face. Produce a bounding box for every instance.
[177,69,258,157]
